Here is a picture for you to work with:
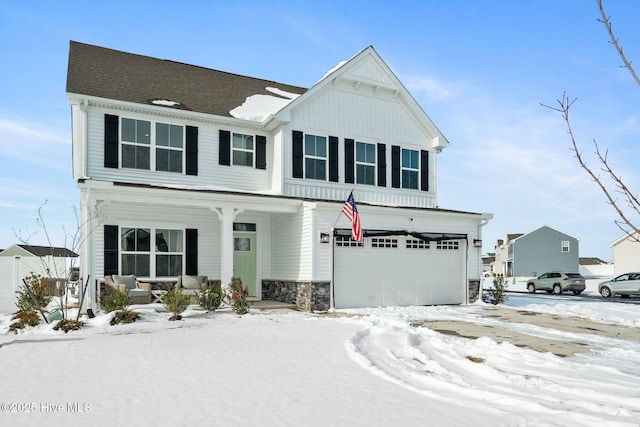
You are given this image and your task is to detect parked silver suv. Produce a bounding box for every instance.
[526,272,586,295]
[599,273,640,298]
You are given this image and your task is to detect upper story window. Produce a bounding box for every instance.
[120,118,184,173]
[356,141,375,185]
[232,133,254,167]
[121,118,151,170]
[292,130,338,182]
[561,241,570,252]
[105,114,197,175]
[156,123,184,173]
[305,134,327,180]
[401,149,419,189]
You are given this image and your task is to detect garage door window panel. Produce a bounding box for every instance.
[335,236,363,247]
[436,240,459,250]
[407,239,430,249]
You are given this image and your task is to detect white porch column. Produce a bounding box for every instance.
[214,206,237,289]
[80,188,96,312]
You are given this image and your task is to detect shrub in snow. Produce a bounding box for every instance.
[227,276,250,315]
[163,286,190,321]
[100,288,131,313]
[487,275,509,305]
[53,318,84,333]
[195,286,223,312]
[112,309,140,325]
[16,272,52,312]
[9,309,41,333]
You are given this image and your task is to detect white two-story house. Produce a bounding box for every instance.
[66,41,492,311]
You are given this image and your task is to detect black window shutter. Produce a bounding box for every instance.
[420,150,429,191]
[185,228,198,275]
[377,143,386,187]
[391,145,401,188]
[329,136,339,182]
[292,130,304,178]
[219,130,231,166]
[345,138,355,184]
[256,135,267,169]
[104,225,119,276]
[104,114,119,168]
[186,126,198,175]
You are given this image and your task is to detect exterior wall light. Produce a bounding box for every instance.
[473,239,482,248]
[320,233,330,243]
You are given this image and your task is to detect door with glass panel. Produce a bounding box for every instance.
[233,223,257,297]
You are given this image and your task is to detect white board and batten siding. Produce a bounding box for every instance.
[281,85,438,207]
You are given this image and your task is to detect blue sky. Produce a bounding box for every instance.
[1,0,639,261]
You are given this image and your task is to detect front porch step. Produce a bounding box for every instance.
[251,300,297,310]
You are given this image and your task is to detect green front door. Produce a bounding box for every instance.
[233,231,257,297]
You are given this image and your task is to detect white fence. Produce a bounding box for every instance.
[579,264,614,278]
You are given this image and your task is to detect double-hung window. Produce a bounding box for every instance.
[401,149,419,189]
[233,133,254,167]
[561,241,570,252]
[155,229,184,276]
[120,227,184,277]
[305,134,327,180]
[156,123,184,173]
[356,141,375,185]
[121,227,151,276]
[121,118,184,173]
[121,118,151,170]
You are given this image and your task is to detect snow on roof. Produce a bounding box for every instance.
[229,86,300,122]
[151,99,181,107]
[318,60,347,83]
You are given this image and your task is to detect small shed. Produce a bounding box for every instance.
[0,245,78,294]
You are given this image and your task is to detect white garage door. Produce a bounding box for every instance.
[333,234,466,309]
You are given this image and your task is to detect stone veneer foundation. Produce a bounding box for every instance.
[261,280,331,312]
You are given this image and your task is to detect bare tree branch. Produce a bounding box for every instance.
[596,0,640,86]
[540,93,639,239]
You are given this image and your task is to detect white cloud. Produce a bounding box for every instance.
[0,116,70,171]
[0,117,68,145]
[403,75,455,101]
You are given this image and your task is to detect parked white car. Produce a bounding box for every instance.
[599,273,640,298]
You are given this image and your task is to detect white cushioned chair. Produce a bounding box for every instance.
[104,274,152,304]
[175,275,209,303]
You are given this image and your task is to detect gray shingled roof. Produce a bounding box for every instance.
[18,245,79,258]
[66,41,308,118]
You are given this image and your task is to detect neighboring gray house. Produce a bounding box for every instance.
[505,225,579,277]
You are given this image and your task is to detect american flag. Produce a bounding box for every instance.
[341,191,363,242]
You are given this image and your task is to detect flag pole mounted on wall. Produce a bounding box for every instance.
[330,190,363,310]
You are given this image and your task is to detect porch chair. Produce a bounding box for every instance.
[104,274,152,304]
[175,275,209,304]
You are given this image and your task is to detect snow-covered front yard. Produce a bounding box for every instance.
[1,277,639,427]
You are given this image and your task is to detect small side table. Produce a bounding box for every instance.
[151,290,166,303]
